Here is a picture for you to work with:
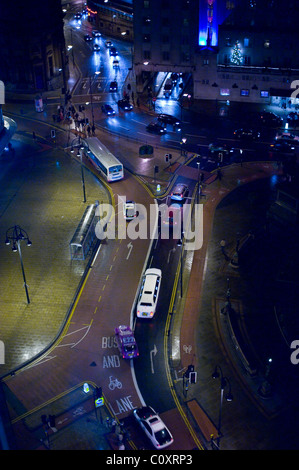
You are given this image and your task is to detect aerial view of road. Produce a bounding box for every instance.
[1,0,299,456]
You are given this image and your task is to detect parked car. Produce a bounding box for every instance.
[101,104,115,116]
[84,34,93,42]
[92,30,101,37]
[109,46,118,56]
[170,183,189,201]
[146,121,166,134]
[109,81,118,92]
[93,44,100,52]
[157,113,181,130]
[133,406,174,449]
[123,200,138,220]
[117,99,133,111]
[233,128,260,140]
[115,325,139,360]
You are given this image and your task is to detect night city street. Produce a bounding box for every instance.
[0,0,299,459]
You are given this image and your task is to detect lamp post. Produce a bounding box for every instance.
[177,232,184,297]
[5,225,32,304]
[71,136,88,203]
[212,365,233,449]
[180,137,187,156]
[196,156,200,203]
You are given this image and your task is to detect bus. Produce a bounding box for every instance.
[82,137,124,182]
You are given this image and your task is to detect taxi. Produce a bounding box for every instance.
[115,325,139,359]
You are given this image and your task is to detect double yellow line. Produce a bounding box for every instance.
[164,258,204,450]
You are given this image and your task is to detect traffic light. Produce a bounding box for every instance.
[48,415,56,427]
[189,371,197,384]
[41,414,48,426]
[165,154,169,163]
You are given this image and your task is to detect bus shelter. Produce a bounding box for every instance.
[70,203,99,260]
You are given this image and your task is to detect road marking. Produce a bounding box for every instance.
[126,242,133,259]
[150,344,157,374]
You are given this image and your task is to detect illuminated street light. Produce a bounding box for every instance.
[5,225,32,304]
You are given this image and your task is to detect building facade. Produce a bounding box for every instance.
[87,0,133,42]
[194,0,299,104]
[133,0,199,92]
[0,0,68,94]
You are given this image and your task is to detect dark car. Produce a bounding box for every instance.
[105,39,113,48]
[92,30,101,37]
[146,121,166,134]
[93,43,100,52]
[157,114,181,130]
[270,141,296,156]
[101,104,115,116]
[171,72,179,84]
[233,128,260,140]
[84,34,93,42]
[257,111,283,127]
[109,46,118,56]
[74,13,82,20]
[117,99,133,111]
[109,81,118,92]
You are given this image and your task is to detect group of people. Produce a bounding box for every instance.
[52,103,96,137]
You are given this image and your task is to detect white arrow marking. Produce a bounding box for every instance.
[150,344,157,374]
[167,247,176,263]
[57,418,68,425]
[126,242,133,259]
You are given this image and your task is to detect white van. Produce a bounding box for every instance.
[137,268,162,318]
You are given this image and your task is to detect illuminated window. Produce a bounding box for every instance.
[240,89,249,96]
[244,38,250,47]
[260,90,269,98]
[220,89,230,96]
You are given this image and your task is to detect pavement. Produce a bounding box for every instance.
[0,76,298,451]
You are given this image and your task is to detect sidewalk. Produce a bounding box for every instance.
[1,87,296,451]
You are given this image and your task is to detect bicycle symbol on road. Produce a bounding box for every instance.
[108,375,122,390]
[183,344,192,354]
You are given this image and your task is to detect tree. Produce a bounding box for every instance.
[231,41,243,66]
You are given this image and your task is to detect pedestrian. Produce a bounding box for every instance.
[52,114,56,122]
[32,131,36,141]
[92,124,95,136]
[200,172,204,183]
[87,125,91,137]
[217,168,222,181]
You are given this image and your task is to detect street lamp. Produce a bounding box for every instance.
[180,137,187,156]
[5,225,32,304]
[212,365,233,449]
